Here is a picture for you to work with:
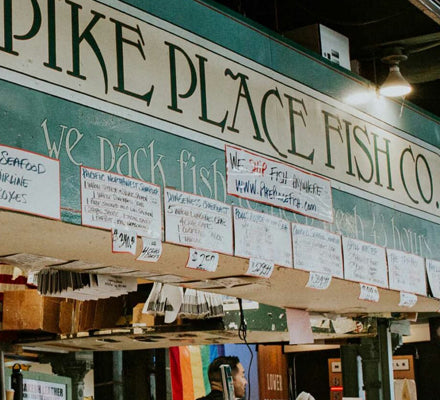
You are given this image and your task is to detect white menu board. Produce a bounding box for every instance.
[233,206,292,267]
[292,223,343,278]
[164,188,233,254]
[387,249,427,296]
[343,237,388,288]
[426,259,440,299]
[0,145,60,219]
[81,166,162,238]
[226,145,333,222]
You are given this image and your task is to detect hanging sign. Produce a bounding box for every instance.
[233,206,292,267]
[137,238,163,262]
[306,272,332,290]
[359,284,380,303]
[342,237,388,288]
[0,144,60,219]
[187,248,219,272]
[164,188,233,254]
[292,223,343,278]
[399,292,418,308]
[112,227,137,255]
[247,259,275,278]
[81,166,162,238]
[426,259,440,299]
[226,145,333,222]
[387,249,427,296]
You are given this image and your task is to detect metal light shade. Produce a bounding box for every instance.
[379,65,412,97]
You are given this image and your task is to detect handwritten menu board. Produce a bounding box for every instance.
[343,237,388,288]
[233,206,292,267]
[226,145,333,222]
[387,249,427,296]
[81,166,162,238]
[292,223,343,278]
[426,259,440,299]
[0,145,60,219]
[164,188,233,254]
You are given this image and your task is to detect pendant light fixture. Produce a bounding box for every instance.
[379,48,412,97]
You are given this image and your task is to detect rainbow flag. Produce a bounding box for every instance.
[170,345,224,400]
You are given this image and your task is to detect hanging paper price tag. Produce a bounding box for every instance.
[186,249,219,272]
[112,227,137,255]
[399,292,418,308]
[137,238,162,262]
[306,272,332,290]
[246,259,274,278]
[359,284,380,302]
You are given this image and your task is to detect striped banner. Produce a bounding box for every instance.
[170,345,225,400]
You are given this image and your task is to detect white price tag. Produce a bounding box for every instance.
[359,284,380,302]
[137,238,162,262]
[186,249,219,272]
[246,259,274,278]
[306,272,332,290]
[112,227,137,255]
[399,292,418,308]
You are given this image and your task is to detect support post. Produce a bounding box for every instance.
[340,345,359,397]
[377,319,395,400]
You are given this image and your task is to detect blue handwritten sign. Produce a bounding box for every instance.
[0,144,60,219]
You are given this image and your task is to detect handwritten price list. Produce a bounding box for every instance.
[387,249,427,296]
[0,145,60,219]
[343,237,388,288]
[226,145,333,222]
[81,167,162,238]
[292,223,343,278]
[233,206,292,267]
[164,188,233,254]
[426,259,440,298]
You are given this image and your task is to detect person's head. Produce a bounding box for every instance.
[207,356,247,398]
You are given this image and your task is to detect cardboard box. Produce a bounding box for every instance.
[131,303,155,327]
[3,290,61,333]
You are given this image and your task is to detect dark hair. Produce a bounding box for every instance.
[208,356,240,383]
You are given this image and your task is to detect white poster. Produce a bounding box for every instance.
[292,223,343,277]
[0,145,60,219]
[22,379,66,400]
[164,188,233,254]
[387,249,427,296]
[233,206,292,267]
[80,166,162,239]
[343,237,388,288]
[226,145,333,222]
[426,258,440,298]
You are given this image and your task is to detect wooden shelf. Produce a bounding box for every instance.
[1,210,439,314]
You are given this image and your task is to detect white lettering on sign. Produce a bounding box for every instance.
[266,373,283,391]
[164,188,233,254]
[359,284,380,303]
[137,237,162,262]
[306,272,332,290]
[343,237,388,288]
[234,206,292,267]
[292,223,343,278]
[187,248,219,272]
[426,259,440,299]
[81,166,162,238]
[0,144,60,219]
[399,292,418,308]
[387,249,427,296]
[247,259,274,278]
[112,227,137,255]
[226,145,332,222]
